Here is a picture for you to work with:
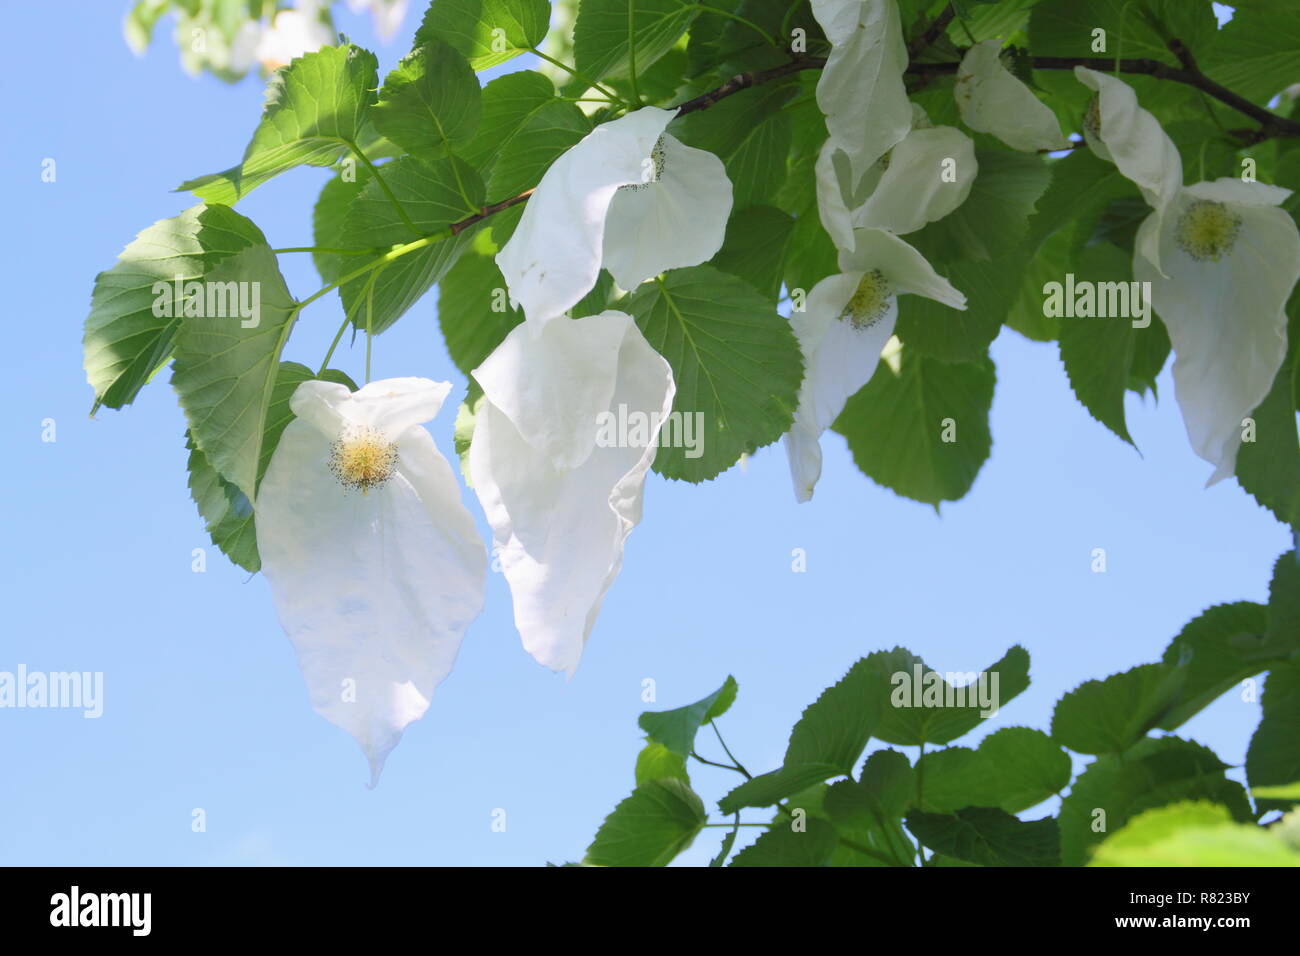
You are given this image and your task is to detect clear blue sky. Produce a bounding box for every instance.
[1,1,1287,866]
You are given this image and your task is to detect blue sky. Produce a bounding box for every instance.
[0,1,1289,866]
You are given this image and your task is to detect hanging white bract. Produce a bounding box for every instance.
[495,107,733,325]
[470,312,675,675]
[256,377,487,785]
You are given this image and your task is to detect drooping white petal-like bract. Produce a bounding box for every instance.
[256,377,487,786]
[496,107,732,325]
[470,313,676,674]
[956,39,1070,152]
[1133,179,1300,484]
[785,229,967,501]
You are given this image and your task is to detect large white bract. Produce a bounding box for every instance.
[1075,67,1183,275]
[811,0,912,188]
[256,377,487,785]
[817,104,976,245]
[470,312,675,675]
[1134,179,1300,484]
[785,228,966,502]
[956,39,1070,152]
[495,106,733,326]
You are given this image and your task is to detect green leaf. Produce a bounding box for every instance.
[871,645,1031,747]
[371,40,481,159]
[1056,241,1170,446]
[170,244,299,502]
[710,205,794,302]
[1058,736,1253,866]
[460,71,558,174]
[912,144,1051,263]
[895,253,1027,363]
[1235,328,1300,528]
[584,778,707,866]
[1265,550,1300,654]
[436,228,523,376]
[832,346,996,507]
[823,750,915,860]
[1248,662,1300,813]
[718,763,845,815]
[485,99,590,203]
[311,167,373,287]
[906,808,1061,867]
[674,84,796,209]
[918,727,1071,814]
[1026,150,1137,253]
[635,741,691,786]
[574,0,698,84]
[728,817,839,867]
[84,204,271,412]
[179,45,379,204]
[1204,8,1300,106]
[629,265,803,482]
[638,675,739,758]
[1051,663,1186,756]
[336,156,485,333]
[1158,601,1272,731]
[1090,801,1300,867]
[415,0,551,71]
[185,433,259,573]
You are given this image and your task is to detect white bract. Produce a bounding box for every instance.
[256,377,487,785]
[1133,179,1300,484]
[1075,67,1183,274]
[257,0,335,71]
[811,0,912,187]
[817,104,976,245]
[496,107,733,325]
[955,39,1070,152]
[470,312,675,675]
[785,228,967,502]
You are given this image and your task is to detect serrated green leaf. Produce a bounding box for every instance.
[1236,326,1300,527]
[871,645,1030,746]
[311,167,374,287]
[635,741,691,786]
[674,83,796,209]
[574,0,698,84]
[1248,662,1300,813]
[718,763,844,815]
[170,244,299,502]
[584,778,707,866]
[372,39,481,159]
[336,155,485,334]
[415,0,551,70]
[1204,8,1300,107]
[1052,662,1186,755]
[460,71,557,174]
[179,45,379,204]
[907,808,1060,866]
[710,205,794,301]
[639,675,738,758]
[629,265,803,482]
[485,99,590,202]
[185,433,259,573]
[728,816,839,867]
[84,204,271,412]
[917,727,1071,814]
[1058,736,1253,865]
[437,229,523,375]
[1158,601,1272,731]
[833,346,996,506]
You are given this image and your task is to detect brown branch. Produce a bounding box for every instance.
[443,41,1299,237]
[908,3,956,61]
